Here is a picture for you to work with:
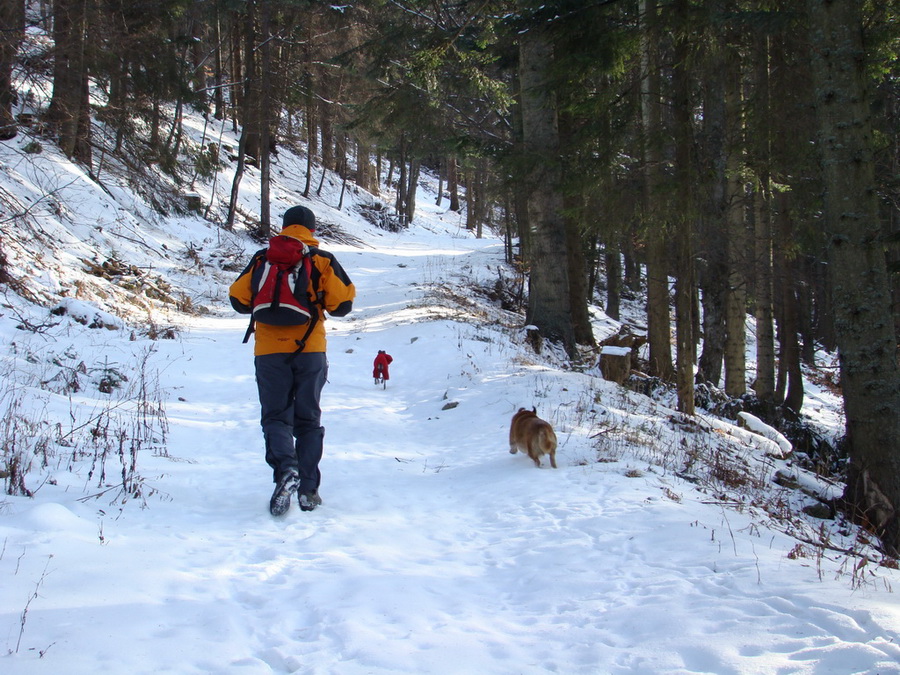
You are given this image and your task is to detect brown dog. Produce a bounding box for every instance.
[509,407,558,468]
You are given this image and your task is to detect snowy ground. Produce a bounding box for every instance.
[1,119,899,674]
[1,207,898,674]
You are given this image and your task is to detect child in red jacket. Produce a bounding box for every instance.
[373,350,393,387]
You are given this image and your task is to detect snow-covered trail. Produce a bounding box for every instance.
[3,228,900,675]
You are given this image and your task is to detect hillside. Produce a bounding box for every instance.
[1,115,899,674]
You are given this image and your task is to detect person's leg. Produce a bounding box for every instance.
[288,352,327,496]
[255,354,299,482]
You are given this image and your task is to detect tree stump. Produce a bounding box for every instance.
[599,346,632,384]
[184,193,202,212]
[599,325,647,372]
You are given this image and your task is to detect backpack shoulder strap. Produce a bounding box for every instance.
[241,249,268,344]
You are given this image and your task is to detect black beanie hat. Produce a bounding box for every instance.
[282,205,316,231]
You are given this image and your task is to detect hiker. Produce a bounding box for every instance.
[373,350,393,386]
[229,205,356,516]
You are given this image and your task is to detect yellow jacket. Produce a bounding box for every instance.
[229,225,355,355]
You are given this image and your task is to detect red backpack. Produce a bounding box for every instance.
[242,235,321,347]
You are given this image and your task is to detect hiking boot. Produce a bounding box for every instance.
[298,490,322,512]
[269,470,299,516]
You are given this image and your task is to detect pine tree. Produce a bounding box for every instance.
[807,0,900,555]
[517,8,576,355]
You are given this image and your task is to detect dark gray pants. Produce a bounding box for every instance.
[255,351,328,494]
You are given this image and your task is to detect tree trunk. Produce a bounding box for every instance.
[641,0,673,380]
[503,191,515,264]
[812,255,836,352]
[807,0,900,555]
[780,259,804,415]
[189,2,206,95]
[774,199,803,413]
[798,256,817,365]
[396,135,408,223]
[0,0,24,139]
[320,109,334,171]
[356,138,373,192]
[226,125,248,229]
[213,6,225,120]
[623,241,640,294]
[406,158,420,223]
[374,152,383,194]
[518,18,576,356]
[448,156,460,212]
[754,186,776,401]
[477,162,487,237]
[672,0,694,415]
[695,3,728,387]
[241,1,261,163]
[565,209,595,347]
[303,95,315,199]
[258,0,273,237]
[335,132,348,180]
[49,0,91,162]
[723,43,747,398]
[304,51,318,160]
[748,25,776,404]
[605,249,621,322]
[465,167,476,230]
[73,59,91,165]
[772,191,794,409]
[229,11,242,130]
